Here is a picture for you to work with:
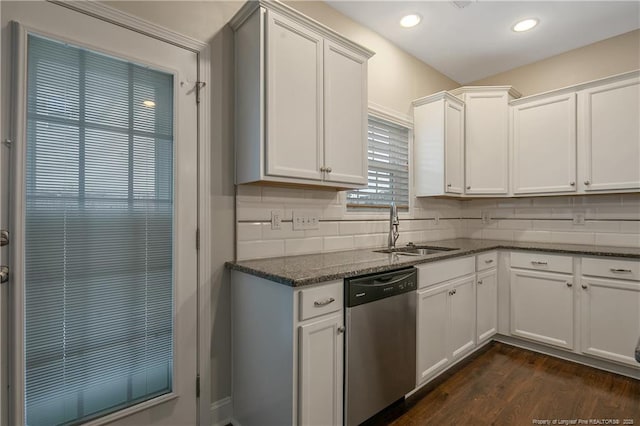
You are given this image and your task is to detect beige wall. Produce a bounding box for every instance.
[471,29,640,96]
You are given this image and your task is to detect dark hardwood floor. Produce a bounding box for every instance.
[364,342,640,426]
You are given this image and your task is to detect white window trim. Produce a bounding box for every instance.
[346,103,415,220]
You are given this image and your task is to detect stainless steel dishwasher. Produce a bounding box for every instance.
[344,267,417,426]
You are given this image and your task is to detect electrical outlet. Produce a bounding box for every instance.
[482,211,491,224]
[573,212,586,225]
[271,210,283,230]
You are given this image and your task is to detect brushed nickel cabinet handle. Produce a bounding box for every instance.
[584,180,591,185]
[531,261,548,266]
[581,284,588,290]
[570,182,575,186]
[0,266,8,284]
[326,167,332,173]
[447,183,452,187]
[478,280,483,285]
[610,268,632,273]
[314,297,335,307]
[0,230,8,247]
[466,186,471,190]
[566,282,573,288]
[337,326,345,334]
[485,259,494,264]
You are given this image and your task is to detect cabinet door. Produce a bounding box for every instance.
[449,275,476,360]
[510,269,574,349]
[512,93,577,194]
[579,77,640,191]
[417,282,450,384]
[445,99,464,195]
[580,277,640,367]
[464,92,509,194]
[298,314,343,426]
[476,269,498,344]
[323,41,367,186]
[265,10,323,181]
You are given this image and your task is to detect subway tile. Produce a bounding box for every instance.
[236,185,262,203]
[595,233,640,248]
[620,221,640,234]
[237,240,285,260]
[304,222,339,237]
[284,237,323,256]
[237,222,262,241]
[323,236,354,252]
[339,221,387,235]
[532,197,572,208]
[262,186,306,204]
[550,231,595,245]
[303,189,340,205]
[322,204,346,220]
[354,233,386,249]
[594,205,640,220]
[397,231,427,246]
[236,203,278,221]
[514,208,552,219]
[497,219,533,230]
[482,229,514,241]
[513,230,552,243]
[262,222,300,240]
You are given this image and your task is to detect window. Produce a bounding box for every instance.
[347,113,410,210]
[24,34,174,425]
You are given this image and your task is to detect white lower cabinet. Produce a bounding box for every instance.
[510,268,574,350]
[476,269,498,344]
[231,272,344,426]
[580,275,640,367]
[299,314,343,426]
[417,270,476,385]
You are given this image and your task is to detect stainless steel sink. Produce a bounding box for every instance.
[374,246,458,256]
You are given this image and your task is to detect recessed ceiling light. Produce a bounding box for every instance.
[142,100,156,107]
[400,14,422,28]
[512,18,539,32]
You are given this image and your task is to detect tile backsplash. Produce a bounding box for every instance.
[461,194,640,248]
[235,188,639,260]
[235,186,463,260]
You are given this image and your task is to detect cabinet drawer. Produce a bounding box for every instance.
[582,257,640,281]
[298,280,343,321]
[476,251,497,271]
[417,257,475,289]
[510,251,573,274]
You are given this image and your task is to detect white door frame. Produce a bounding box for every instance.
[0,2,212,425]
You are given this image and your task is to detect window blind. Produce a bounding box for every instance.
[347,115,410,209]
[24,34,174,426]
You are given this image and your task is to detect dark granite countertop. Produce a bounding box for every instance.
[225,238,640,287]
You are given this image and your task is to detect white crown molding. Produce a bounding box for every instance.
[412,91,464,108]
[229,0,375,59]
[48,0,208,52]
[368,102,413,129]
[450,85,522,99]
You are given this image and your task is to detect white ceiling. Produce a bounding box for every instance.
[326,1,640,83]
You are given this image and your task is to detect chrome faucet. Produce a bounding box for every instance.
[388,202,400,250]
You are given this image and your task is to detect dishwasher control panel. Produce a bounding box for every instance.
[345,267,417,307]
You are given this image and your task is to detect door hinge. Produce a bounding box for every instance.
[195,374,200,398]
[195,228,200,251]
[195,81,206,104]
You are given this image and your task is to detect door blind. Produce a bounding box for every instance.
[24,34,174,426]
[347,115,410,209]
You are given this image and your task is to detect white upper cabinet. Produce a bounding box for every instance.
[265,11,324,181]
[323,41,368,186]
[231,1,374,189]
[578,73,640,192]
[413,92,465,196]
[511,92,577,194]
[453,88,519,195]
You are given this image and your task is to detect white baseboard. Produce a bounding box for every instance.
[211,397,232,426]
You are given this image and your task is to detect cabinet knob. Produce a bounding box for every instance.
[326,167,332,173]
[570,182,575,186]
[337,326,345,334]
[478,280,483,285]
[566,282,573,288]
[447,183,452,187]
[581,284,588,290]
[320,167,326,172]
[466,186,471,190]
[584,180,591,185]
